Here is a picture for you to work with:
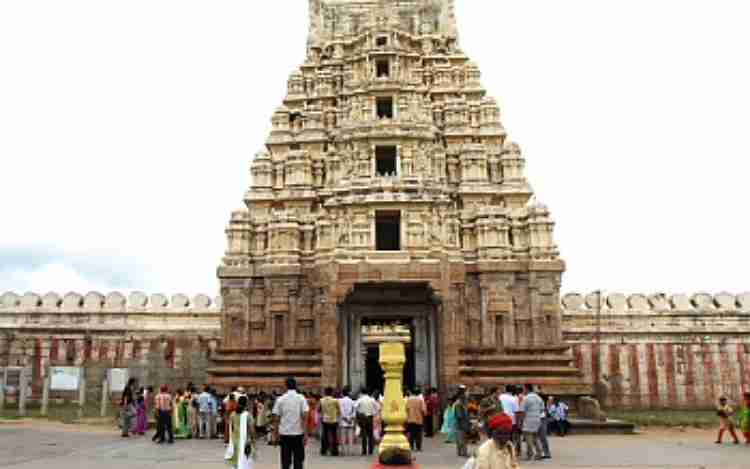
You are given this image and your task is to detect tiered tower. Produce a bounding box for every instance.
[209,0,590,395]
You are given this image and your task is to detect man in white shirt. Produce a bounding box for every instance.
[338,386,356,456]
[499,385,522,455]
[272,377,310,469]
[355,388,376,456]
[499,385,520,424]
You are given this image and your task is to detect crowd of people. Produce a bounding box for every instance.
[116,380,750,467]
[117,376,579,469]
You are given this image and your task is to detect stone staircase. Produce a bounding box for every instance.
[458,345,591,395]
[208,347,322,392]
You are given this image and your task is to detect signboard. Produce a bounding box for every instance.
[107,368,129,393]
[50,366,81,391]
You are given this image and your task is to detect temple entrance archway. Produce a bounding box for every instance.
[340,282,440,394]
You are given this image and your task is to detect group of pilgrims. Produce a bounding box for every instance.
[116,376,580,469]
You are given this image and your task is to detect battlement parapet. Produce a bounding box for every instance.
[561,292,750,314]
[0,291,222,314]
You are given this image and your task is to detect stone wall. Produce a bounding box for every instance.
[2,290,749,408]
[562,292,750,409]
[0,291,222,397]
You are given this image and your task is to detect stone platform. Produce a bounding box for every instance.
[567,418,636,435]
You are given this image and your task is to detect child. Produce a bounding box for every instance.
[715,396,740,444]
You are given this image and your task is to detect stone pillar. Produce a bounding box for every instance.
[100,379,109,417]
[0,368,6,411]
[77,367,86,420]
[413,316,428,388]
[74,339,85,366]
[18,368,28,417]
[41,375,50,417]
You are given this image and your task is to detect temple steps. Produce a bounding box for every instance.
[458,366,581,377]
[207,366,321,377]
[208,376,321,390]
[459,354,574,367]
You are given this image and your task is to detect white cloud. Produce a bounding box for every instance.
[0,1,748,295]
[4,263,113,294]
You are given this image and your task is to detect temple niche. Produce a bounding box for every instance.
[208,0,590,396]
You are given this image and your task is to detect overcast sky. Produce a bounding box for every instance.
[1,1,749,297]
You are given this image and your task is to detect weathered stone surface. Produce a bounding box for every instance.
[578,396,607,422]
[128,291,148,308]
[627,294,649,310]
[714,292,736,310]
[209,0,575,394]
[690,292,714,311]
[562,293,585,311]
[670,294,693,311]
[606,293,627,312]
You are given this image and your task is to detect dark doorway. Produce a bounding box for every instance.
[362,322,416,394]
[376,210,401,251]
[376,146,398,176]
[376,59,390,78]
[376,97,394,119]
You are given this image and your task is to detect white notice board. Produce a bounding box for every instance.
[49,367,81,391]
[108,368,129,393]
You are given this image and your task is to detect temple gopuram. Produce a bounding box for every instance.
[208,0,590,396]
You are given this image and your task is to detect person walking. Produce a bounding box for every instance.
[338,386,356,456]
[406,389,427,452]
[520,384,545,461]
[152,385,175,444]
[715,396,740,445]
[319,387,340,456]
[272,377,309,469]
[355,388,376,456]
[228,395,256,469]
[453,386,471,458]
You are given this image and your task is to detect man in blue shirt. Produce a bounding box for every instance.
[198,384,214,439]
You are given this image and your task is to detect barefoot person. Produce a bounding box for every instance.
[739,392,750,444]
[715,396,740,445]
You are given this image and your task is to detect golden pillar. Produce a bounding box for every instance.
[378,342,412,465]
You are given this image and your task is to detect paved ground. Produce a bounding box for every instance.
[0,421,748,469]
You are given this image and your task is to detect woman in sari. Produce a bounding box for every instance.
[175,391,193,439]
[227,395,256,469]
[441,395,457,443]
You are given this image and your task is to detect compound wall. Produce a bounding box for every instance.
[2,290,749,408]
[562,292,750,409]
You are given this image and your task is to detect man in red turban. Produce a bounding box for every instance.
[475,413,520,469]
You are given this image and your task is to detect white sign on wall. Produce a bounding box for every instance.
[49,367,81,391]
[108,368,129,393]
